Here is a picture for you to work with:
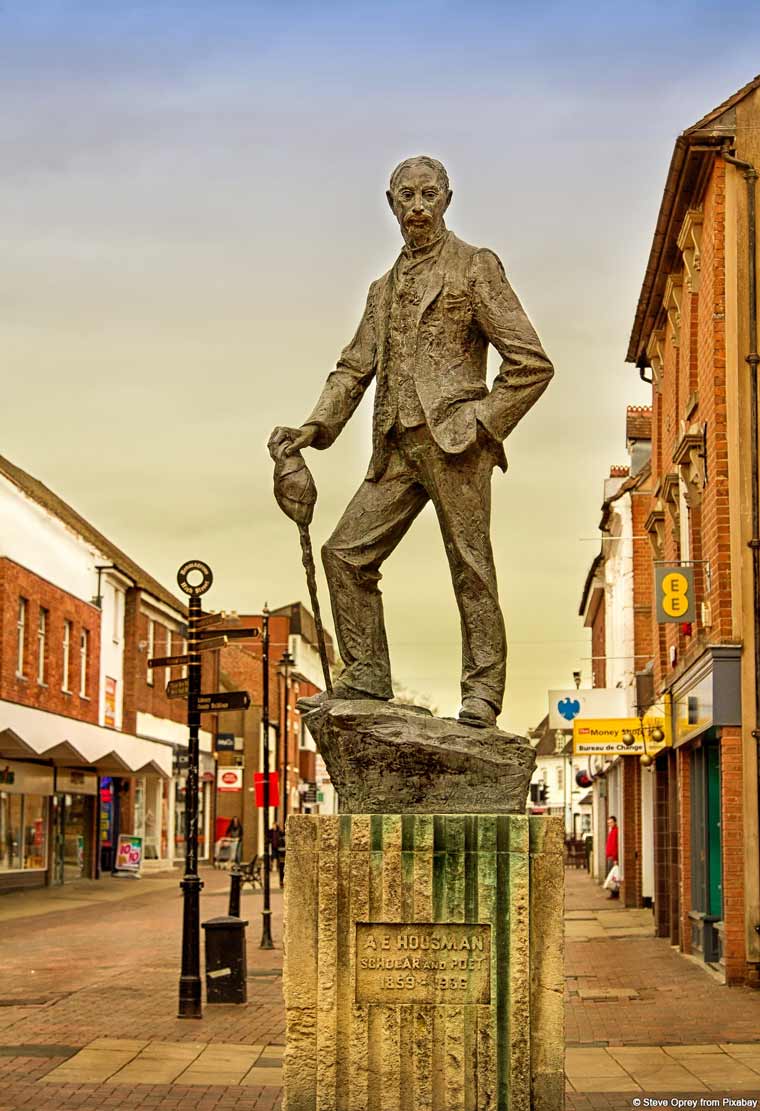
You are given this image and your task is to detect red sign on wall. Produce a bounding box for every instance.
[217,768,243,793]
[253,771,280,807]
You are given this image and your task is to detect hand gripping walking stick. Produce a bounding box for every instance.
[268,439,333,695]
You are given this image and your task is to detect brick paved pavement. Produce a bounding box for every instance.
[1,862,759,1109]
[565,867,760,1110]
[0,866,284,1109]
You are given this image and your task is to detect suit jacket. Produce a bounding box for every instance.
[305,231,554,481]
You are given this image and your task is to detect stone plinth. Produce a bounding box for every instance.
[283,813,564,1111]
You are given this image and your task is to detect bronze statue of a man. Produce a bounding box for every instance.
[270,156,553,727]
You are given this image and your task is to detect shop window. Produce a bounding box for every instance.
[79,629,89,697]
[0,793,47,871]
[0,794,22,869]
[38,608,48,685]
[62,620,72,692]
[23,795,47,868]
[16,597,27,677]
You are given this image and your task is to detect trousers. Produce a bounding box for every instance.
[321,424,506,710]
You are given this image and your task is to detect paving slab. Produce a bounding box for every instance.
[575,1076,641,1092]
[177,1069,253,1085]
[577,989,639,1001]
[566,920,606,939]
[721,1043,760,1055]
[111,1060,190,1083]
[242,1066,284,1086]
[663,1044,726,1056]
[626,1068,709,1091]
[683,1055,760,1089]
[565,1049,632,1080]
[138,1041,206,1059]
[604,927,654,937]
[87,1038,150,1052]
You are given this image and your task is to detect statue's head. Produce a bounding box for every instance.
[387,156,452,248]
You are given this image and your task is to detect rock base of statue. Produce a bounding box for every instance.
[300,699,536,814]
[283,813,564,1111]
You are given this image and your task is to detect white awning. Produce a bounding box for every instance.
[0,700,172,778]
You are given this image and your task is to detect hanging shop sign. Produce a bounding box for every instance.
[548,688,631,730]
[572,717,670,757]
[655,565,696,623]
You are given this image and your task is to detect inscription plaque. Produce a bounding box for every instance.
[355,922,491,1005]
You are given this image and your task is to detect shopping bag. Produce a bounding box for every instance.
[603,864,620,891]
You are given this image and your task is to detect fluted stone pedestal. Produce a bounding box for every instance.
[283,813,564,1111]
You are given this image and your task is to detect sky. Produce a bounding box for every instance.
[2,1,759,732]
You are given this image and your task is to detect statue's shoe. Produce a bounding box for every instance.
[296,685,392,713]
[458,697,497,729]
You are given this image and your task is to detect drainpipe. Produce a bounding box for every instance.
[722,148,760,942]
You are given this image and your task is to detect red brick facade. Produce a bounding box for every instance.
[0,557,100,723]
[632,140,751,981]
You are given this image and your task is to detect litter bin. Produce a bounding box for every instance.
[202,915,248,1004]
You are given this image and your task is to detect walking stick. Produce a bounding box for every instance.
[269,440,333,694]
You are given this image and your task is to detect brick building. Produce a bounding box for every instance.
[0,453,206,890]
[211,602,335,865]
[578,409,654,901]
[621,75,760,984]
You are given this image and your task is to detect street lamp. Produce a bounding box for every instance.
[279,649,295,825]
[260,604,273,950]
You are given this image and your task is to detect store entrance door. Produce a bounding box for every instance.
[690,734,723,963]
[52,793,89,884]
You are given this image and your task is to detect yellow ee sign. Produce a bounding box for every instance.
[655,565,696,623]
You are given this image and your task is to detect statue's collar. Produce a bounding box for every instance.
[401,228,449,262]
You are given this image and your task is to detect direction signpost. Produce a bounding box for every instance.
[148,560,258,1020]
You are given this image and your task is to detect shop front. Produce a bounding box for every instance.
[51,769,98,884]
[671,646,741,970]
[0,760,53,892]
[1,698,174,889]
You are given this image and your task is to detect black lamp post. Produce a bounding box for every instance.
[174,560,214,1019]
[260,604,273,949]
[279,649,294,824]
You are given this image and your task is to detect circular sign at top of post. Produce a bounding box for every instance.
[177,560,213,597]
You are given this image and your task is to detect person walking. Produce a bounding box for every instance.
[271,823,286,887]
[226,816,242,864]
[605,815,619,899]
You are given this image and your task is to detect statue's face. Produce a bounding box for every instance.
[387,164,452,248]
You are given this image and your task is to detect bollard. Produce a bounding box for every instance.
[202,916,248,1004]
[228,867,242,918]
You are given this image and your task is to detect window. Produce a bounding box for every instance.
[166,629,172,684]
[182,638,187,679]
[0,794,48,872]
[556,766,564,792]
[146,619,155,685]
[62,620,72,691]
[16,598,27,677]
[37,608,48,684]
[112,585,121,644]
[79,629,89,697]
